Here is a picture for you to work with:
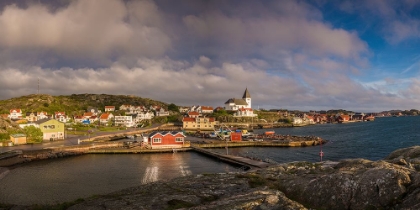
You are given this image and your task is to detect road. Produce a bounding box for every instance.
[0,124,162,153]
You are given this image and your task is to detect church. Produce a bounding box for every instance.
[224,88,252,111]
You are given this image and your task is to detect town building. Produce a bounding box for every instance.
[10,134,27,145]
[224,88,252,111]
[104,106,115,112]
[9,109,23,120]
[99,112,114,125]
[148,131,186,149]
[55,112,70,123]
[114,115,135,127]
[26,112,38,122]
[182,116,217,131]
[34,119,65,141]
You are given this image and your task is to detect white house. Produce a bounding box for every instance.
[224,88,252,111]
[136,111,154,121]
[9,109,23,120]
[155,107,169,116]
[99,112,114,125]
[114,115,135,127]
[234,108,257,117]
[55,112,70,123]
[37,111,49,121]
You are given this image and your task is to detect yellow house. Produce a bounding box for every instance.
[10,134,27,145]
[35,119,65,141]
[182,117,217,131]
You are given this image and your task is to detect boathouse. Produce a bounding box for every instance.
[148,131,186,149]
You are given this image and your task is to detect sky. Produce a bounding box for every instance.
[0,0,420,112]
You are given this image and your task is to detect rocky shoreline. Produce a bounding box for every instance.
[2,145,420,209]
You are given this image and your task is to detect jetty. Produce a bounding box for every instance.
[191,146,274,168]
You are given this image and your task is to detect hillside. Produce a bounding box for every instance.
[0,94,169,115]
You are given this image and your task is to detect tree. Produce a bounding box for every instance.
[168,103,179,112]
[24,126,43,143]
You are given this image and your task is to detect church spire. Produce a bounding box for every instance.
[242,88,251,99]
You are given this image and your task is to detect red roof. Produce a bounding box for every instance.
[83,112,93,117]
[188,111,200,116]
[100,113,111,119]
[182,117,195,122]
[10,109,21,113]
[201,106,213,110]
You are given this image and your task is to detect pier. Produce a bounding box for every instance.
[191,146,274,169]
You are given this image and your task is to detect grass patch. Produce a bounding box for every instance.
[166,199,195,210]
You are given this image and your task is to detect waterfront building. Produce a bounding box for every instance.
[148,131,186,149]
[34,119,65,141]
[224,88,252,111]
[10,134,27,145]
[182,116,217,131]
[234,107,257,117]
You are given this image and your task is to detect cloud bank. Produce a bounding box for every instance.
[0,0,419,112]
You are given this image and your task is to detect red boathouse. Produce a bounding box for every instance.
[148,131,186,149]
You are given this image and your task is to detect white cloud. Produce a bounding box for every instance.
[0,0,170,59]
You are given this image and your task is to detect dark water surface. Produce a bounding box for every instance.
[1,116,419,205]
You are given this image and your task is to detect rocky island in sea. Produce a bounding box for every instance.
[2,145,419,210]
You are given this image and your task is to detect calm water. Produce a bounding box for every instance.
[1,116,419,205]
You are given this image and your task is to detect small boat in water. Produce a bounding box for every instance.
[265,131,275,135]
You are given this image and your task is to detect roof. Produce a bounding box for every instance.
[242,88,251,98]
[188,111,200,116]
[34,118,63,125]
[225,98,248,105]
[148,131,186,138]
[10,134,26,138]
[183,117,195,122]
[201,106,213,110]
[105,106,115,108]
[100,113,111,119]
[10,109,21,113]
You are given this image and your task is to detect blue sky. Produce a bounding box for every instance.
[0,0,420,112]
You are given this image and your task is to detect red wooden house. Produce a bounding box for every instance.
[148,131,186,149]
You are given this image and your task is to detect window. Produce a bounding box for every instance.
[153,138,162,143]
[175,137,183,142]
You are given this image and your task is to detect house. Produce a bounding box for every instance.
[34,119,65,141]
[26,112,38,122]
[114,115,135,127]
[179,107,189,113]
[337,115,350,123]
[201,106,214,114]
[86,107,101,115]
[119,104,131,111]
[104,106,115,112]
[9,109,23,120]
[55,112,70,123]
[182,116,216,131]
[73,115,84,124]
[293,117,303,125]
[148,131,186,149]
[82,112,98,123]
[155,107,169,116]
[10,134,27,145]
[99,112,114,125]
[234,108,257,117]
[187,111,200,118]
[136,111,154,121]
[224,88,252,111]
[37,111,49,121]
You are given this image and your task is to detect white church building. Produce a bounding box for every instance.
[224,88,257,117]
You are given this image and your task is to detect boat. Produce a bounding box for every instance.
[264,131,275,135]
[241,129,253,137]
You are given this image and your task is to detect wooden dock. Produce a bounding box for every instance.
[86,148,192,154]
[191,146,274,169]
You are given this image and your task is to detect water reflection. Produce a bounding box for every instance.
[0,152,236,205]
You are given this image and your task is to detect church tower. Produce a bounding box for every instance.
[242,88,251,108]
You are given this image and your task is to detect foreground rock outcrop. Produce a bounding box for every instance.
[6,146,420,210]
